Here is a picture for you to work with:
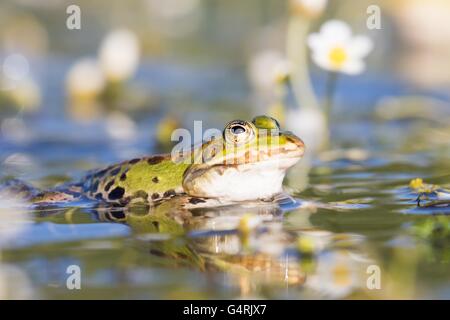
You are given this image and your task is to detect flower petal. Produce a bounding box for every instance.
[307,33,333,53]
[341,60,365,75]
[347,36,373,58]
[319,20,352,43]
[311,53,334,72]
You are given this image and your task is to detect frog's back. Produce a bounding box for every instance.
[80,155,190,205]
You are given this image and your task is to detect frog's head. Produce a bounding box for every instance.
[182,115,305,201]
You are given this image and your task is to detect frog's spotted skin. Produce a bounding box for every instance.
[79,155,190,206]
[24,115,305,208]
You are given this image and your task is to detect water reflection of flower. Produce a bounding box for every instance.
[0,198,30,246]
[305,250,362,298]
[197,214,272,255]
[0,197,35,299]
[0,264,35,299]
[307,20,373,75]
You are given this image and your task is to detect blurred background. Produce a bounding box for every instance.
[0,0,449,170]
[0,0,449,299]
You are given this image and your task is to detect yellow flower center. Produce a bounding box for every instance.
[329,47,348,68]
[333,263,352,287]
[409,178,423,190]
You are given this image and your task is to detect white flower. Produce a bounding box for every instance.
[248,50,291,90]
[291,0,328,18]
[0,76,41,112]
[2,54,30,82]
[308,20,373,75]
[98,29,140,82]
[66,58,105,99]
[105,111,137,141]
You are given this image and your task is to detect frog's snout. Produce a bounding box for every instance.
[284,131,306,158]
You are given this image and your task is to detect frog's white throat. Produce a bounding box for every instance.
[183,158,298,202]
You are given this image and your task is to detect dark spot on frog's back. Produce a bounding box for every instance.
[110,167,121,176]
[151,193,160,200]
[108,186,125,200]
[147,156,165,165]
[163,189,176,198]
[189,197,206,204]
[104,180,115,192]
[129,158,140,164]
[152,176,159,183]
[94,168,108,178]
[120,172,127,181]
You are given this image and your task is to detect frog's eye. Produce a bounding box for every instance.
[252,115,280,130]
[224,120,255,145]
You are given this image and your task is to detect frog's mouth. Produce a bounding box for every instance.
[182,134,304,201]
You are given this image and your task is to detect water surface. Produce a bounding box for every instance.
[0,61,449,299]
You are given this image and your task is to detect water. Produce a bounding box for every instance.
[0,61,449,299]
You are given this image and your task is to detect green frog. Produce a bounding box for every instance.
[3,116,305,209]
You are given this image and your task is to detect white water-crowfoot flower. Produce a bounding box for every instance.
[248,50,291,90]
[99,29,140,82]
[308,20,373,75]
[290,0,328,18]
[66,58,105,100]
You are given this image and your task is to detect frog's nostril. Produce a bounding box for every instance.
[296,137,305,148]
[286,135,305,149]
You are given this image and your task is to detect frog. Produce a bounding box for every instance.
[1,115,305,209]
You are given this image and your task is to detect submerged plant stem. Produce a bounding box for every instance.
[324,71,338,124]
[286,16,318,110]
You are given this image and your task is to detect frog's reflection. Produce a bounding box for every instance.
[87,196,370,298]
